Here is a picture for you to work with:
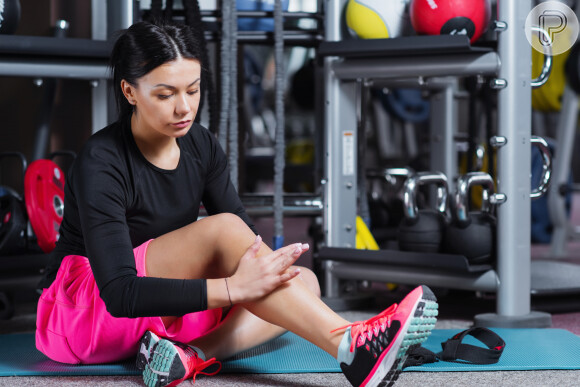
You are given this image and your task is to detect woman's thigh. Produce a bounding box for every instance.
[145,213,265,280]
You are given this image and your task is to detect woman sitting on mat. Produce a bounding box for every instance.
[35,20,437,387]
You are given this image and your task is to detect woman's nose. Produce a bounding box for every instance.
[175,94,191,115]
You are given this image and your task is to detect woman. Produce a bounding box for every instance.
[35,21,437,387]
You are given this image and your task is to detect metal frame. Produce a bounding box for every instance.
[322,0,550,327]
[0,1,136,133]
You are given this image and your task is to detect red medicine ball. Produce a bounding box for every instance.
[410,0,492,43]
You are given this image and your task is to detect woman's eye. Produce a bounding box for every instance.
[158,94,172,100]
[188,90,199,96]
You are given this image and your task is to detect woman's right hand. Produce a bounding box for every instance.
[227,235,309,304]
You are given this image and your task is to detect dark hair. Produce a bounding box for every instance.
[109,21,203,120]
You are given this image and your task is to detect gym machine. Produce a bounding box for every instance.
[318,0,562,327]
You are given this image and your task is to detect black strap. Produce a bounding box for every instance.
[403,327,506,368]
[438,327,505,364]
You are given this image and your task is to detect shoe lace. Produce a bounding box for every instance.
[182,346,222,383]
[330,304,398,352]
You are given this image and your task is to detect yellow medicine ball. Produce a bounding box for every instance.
[346,0,409,39]
[531,46,571,112]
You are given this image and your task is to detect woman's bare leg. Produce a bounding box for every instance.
[191,267,320,360]
[145,213,349,359]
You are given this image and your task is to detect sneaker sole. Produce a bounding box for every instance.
[142,339,187,387]
[366,285,438,387]
[136,331,160,371]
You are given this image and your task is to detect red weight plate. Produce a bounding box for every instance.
[24,159,65,253]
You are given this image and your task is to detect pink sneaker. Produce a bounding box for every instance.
[142,337,221,387]
[333,285,438,386]
[136,331,160,371]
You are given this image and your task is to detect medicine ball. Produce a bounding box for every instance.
[409,0,491,43]
[346,0,411,39]
[0,0,21,35]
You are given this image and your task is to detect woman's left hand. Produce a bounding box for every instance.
[227,236,309,304]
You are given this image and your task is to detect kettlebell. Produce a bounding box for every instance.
[397,171,449,253]
[444,172,496,265]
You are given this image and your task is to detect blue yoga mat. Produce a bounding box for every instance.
[404,328,580,372]
[1,329,579,376]
[0,332,339,376]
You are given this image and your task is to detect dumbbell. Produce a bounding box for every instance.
[397,171,449,253]
[444,172,496,265]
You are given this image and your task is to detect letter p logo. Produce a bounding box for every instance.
[526,1,579,56]
[539,10,567,46]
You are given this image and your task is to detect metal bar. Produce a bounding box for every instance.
[549,87,578,256]
[203,31,323,45]
[107,0,134,38]
[200,10,323,19]
[322,0,354,298]
[332,52,500,81]
[495,0,533,317]
[200,195,323,217]
[429,78,458,195]
[91,0,107,41]
[328,262,499,293]
[91,80,110,133]
[0,60,109,79]
[91,0,110,133]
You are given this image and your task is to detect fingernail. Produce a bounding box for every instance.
[256,235,262,243]
[294,247,301,254]
[302,243,309,250]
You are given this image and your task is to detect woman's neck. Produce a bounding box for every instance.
[131,114,180,170]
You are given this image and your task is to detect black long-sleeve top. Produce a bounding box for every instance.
[38,118,256,318]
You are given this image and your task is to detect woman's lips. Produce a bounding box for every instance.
[172,120,191,129]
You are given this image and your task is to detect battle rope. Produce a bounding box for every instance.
[228,3,239,190]
[218,0,231,152]
[273,0,285,249]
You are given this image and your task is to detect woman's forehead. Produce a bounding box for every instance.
[141,58,201,86]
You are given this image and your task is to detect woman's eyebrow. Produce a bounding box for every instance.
[153,78,200,89]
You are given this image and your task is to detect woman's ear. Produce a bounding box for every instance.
[120,79,136,105]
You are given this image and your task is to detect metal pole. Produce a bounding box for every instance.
[548,87,578,257]
[475,0,551,328]
[429,77,458,195]
[323,0,358,297]
[107,0,134,38]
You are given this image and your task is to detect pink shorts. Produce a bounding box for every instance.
[35,240,222,364]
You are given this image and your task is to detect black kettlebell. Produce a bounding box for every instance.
[397,171,449,253]
[0,0,21,35]
[444,172,496,265]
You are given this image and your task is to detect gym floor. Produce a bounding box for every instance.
[1,208,580,386]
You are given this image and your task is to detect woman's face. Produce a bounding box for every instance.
[122,58,201,138]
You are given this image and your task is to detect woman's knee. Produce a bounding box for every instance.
[201,213,253,237]
[297,266,321,298]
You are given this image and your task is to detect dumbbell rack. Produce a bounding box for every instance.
[319,0,552,327]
